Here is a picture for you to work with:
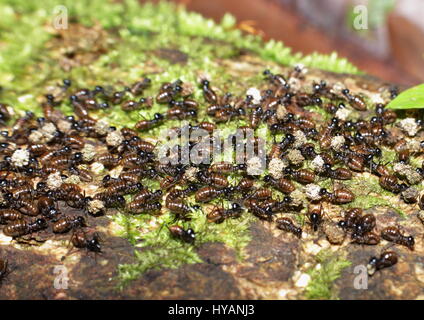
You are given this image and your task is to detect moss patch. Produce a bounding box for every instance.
[112,205,253,287]
[305,249,351,300]
[0,0,360,115]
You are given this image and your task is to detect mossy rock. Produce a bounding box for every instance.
[0,0,423,300]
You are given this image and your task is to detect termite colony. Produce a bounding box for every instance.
[0,66,423,280]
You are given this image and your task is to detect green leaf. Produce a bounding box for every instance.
[386,84,424,110]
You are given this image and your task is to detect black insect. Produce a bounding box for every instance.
[368,251,398,276]
[207,203,243,223]
[135,113,164,131]
[308,205,323,232]
[52,216,86,234]
[381,226,415,250]
[71,230,102,253]
[276,217,302,238]
[169,225,195,244]
[3,218,48,237]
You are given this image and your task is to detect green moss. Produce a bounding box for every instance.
[348,176,405,216]
[297,52,360,75]
[0,0,361,118]
[318,173,407,216]
[344,174,392,196]
[380,147,397,165]
[112,204,253,286]
[118,243,202,288]
[305,249,351,300]
[112,211,203,287]
[0,0,364,285]
[409,156,422,168]
[343,195,405,217]
[304,105,330,121]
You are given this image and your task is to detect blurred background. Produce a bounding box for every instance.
[143,0,424,86]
